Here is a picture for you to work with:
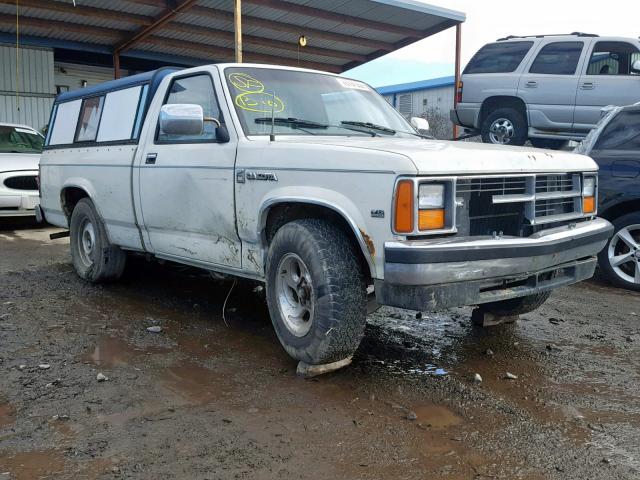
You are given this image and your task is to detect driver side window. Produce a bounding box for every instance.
[157,74,223,143]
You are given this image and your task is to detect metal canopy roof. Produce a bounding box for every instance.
[0,0,465,74]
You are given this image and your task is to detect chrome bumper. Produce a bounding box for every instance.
[376,218,613,310]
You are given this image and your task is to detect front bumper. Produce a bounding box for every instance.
[0,192,39,217]
[376,218,613,311]
[0,170,39,217]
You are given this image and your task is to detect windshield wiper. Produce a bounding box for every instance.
[255,117,328,129]
[341,121,396,135]
[254,117,377,137]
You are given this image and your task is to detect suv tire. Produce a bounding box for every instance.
[70,198,127,282]
[530,138,568,150]
[265,219,367,365]
[479,291,551,316]
[597,212,640,292]
[481,108,527,146]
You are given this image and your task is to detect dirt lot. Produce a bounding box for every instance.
[1,219,639,480]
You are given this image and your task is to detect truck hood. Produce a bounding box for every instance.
[276,137,597,175]
[0,153,40,173]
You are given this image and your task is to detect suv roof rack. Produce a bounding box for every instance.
[497,32,599,41]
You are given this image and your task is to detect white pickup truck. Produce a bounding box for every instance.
[38,63,613,367]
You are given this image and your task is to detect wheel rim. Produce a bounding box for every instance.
[275,253,315,337]
[489,118,515,145]
[608,224,640,285]
[77,218,96,268]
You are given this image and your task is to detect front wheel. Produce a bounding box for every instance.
[479,291,551,317]
[70,198,126,283]
[265,219,367,365]
[597,212,640,291]
[481,108,527,146]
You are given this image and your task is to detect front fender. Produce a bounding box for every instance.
[255,187,378,278]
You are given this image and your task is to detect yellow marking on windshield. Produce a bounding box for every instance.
[228,72,285,114]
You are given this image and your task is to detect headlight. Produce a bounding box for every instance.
[393,179,453,235]
[582,176,595,197]
[582,175,596,214]
[418,183,445,209]
[418,183,445,230]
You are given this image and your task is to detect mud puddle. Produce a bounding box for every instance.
[0,402,16,429]
[0,450,65,479]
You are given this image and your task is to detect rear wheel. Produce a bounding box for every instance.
[597,212,640,291]
[481,108,527,146]
[479,291,551,317]
[70,198,126,282]
[265,219,367,365]
[530,138,568,150]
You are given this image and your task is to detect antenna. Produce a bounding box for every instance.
[269,91,276,141]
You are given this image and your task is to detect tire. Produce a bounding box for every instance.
[479,291,551,316]
[265,219,367,365]
[597,212,640,292]
[69,198,126,283]
[481,107,527,146]
[530,138,568,150]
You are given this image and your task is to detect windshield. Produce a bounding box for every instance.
[0,125,44,153]
[224,67,415,137]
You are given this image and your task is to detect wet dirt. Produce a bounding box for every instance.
[0,402,15,428]
[1,221,640,479]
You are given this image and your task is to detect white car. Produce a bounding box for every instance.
[0,123,43,217]
[39,64,612,368]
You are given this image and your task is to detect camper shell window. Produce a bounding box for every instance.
[45,67,179,148]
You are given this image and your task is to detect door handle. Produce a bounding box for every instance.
[145,153,157,165]
[525,81,538,88]
[580,82,595,90]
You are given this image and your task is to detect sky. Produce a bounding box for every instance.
[345,0,640,87]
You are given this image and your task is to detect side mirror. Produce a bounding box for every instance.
[410,116,430,134]
[216,125,230,143]
[632,59,640,74]
[159,104,204,136]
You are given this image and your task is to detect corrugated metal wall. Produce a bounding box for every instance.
[382,85,455,139]
[382,85,455,119]
[54,62,120,93]
[0,44,55,131]
[410,86,455,116]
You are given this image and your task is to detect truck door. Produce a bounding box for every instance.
[136,72,241,268]
[575,41,640,133]
[518,40,587,133]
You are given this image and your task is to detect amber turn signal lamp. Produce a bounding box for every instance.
[394,180,414,233]
[419,209,445,230]
[583,196,595,214]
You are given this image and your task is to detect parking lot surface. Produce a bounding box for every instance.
[1,221,639,479]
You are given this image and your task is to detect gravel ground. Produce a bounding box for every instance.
[1,219,639,479]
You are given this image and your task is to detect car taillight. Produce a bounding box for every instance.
[456,81,463,103]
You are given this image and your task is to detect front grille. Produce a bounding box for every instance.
[536,174,574,193]
[457,177,527,195]
[456,173,583,236]
[535,198,576,218]
[4,175,38,191]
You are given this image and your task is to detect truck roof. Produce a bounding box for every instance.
[54,66,181,104]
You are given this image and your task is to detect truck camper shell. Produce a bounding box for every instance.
[45,67,180,149]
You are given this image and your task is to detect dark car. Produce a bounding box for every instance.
[576,103,640,290]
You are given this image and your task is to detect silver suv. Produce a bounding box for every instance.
[451,33,640,149]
